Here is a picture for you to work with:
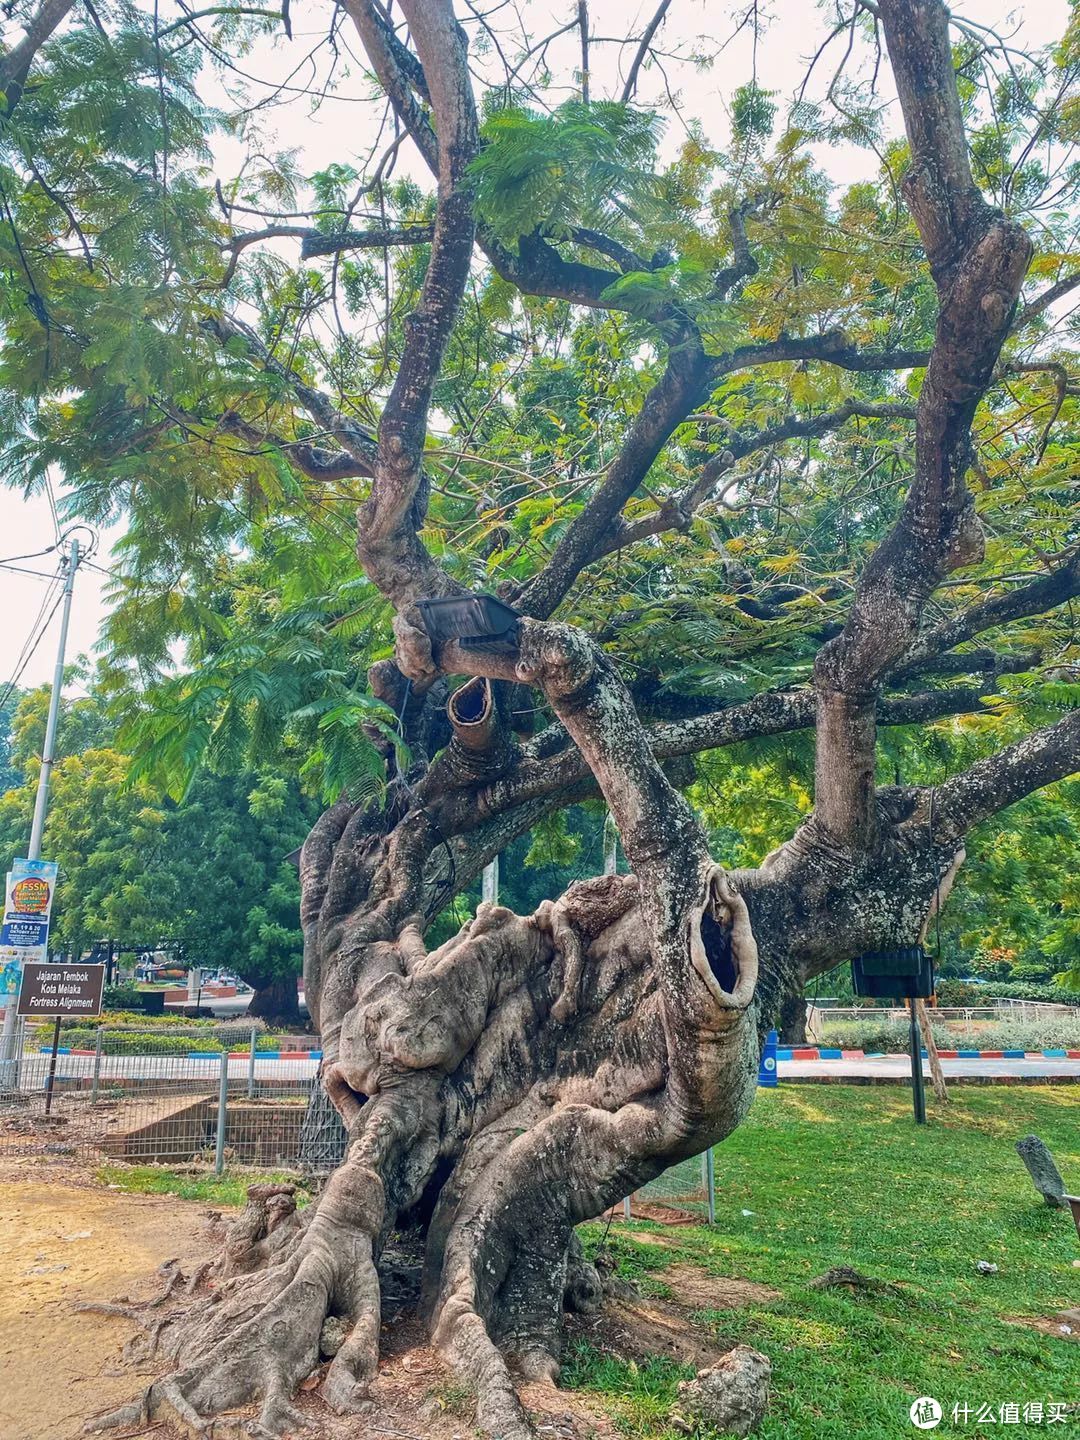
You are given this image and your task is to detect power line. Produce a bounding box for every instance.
[0,541,62,566]
[0,571,65,714]
[43,473,61,545]
[0,561,59,579]
[0,577,64,706]
[0,523,100,573]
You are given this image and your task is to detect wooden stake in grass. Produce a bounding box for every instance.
[916,999,949,1105]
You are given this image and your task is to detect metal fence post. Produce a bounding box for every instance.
[215,1047,228,1175]
[704,1148,716,1225]
[247,1027,257,1099]
[90,1025,104,1106]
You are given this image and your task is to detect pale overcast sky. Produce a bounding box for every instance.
[0,0,1070,691]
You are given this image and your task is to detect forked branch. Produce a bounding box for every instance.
[811,0,1032,849]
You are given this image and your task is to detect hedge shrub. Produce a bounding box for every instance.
[818,1016,1080,1054]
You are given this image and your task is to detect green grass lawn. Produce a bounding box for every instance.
[97,1163,313,1208]
[574,1085,1079,1439]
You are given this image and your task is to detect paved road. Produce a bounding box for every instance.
[779,1055,1080,1082]
[10,1050,1079,1092]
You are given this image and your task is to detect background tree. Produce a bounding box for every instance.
[0,690,21,794]
[159,771,317,1021]
[0,686,315,1015]
[1,1,1079,1436]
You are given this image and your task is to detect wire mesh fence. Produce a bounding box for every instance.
[0,1024,717,1224]
[630,1152,716,1222]
[0,1025,344,1174]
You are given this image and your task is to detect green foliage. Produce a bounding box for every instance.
[818,1015,1080,1053]
[102,981,143,1010]
[0,685,316,998]
[0,0,1075,986]
[731,82,777,147]
[48,1026,289,1053]
[0,739,167,952]
[470,101,663,245]
[0,690,20,794]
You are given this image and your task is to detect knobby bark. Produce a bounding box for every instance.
[89,3,1080,1438]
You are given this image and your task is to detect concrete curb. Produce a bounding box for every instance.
[776,1046,1080,1061]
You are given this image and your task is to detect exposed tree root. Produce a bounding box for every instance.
[809,1266,904,1297]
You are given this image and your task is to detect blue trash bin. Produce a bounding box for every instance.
[758,1028,779,1087]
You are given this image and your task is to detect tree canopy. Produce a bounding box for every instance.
[2,0,1077,983]
[2,2,1080,1433]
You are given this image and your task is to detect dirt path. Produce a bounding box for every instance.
[0,1165,210,1440]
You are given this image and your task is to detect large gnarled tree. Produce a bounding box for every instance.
[2,0,1079,1435]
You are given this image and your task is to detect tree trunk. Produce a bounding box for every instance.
[245,974,301,1027]
[778,985,808,1046]
[89,741,975,1440]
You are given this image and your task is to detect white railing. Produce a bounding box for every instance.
[807,999,1071,1030]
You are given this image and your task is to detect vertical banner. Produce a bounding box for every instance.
[0,858,59,1002]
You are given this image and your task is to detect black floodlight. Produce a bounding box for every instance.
[415,594,520,652]
[851,946,935,1001]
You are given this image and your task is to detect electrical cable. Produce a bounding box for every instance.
[0,580,64,705]
[43,473,61,545]
[0,561,59,579]
[0,571,65,714]
[0,541,61,566]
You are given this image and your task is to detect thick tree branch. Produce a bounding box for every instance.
[592,399,917,560]
[0,0,74,113]
[204,314,378,472]
[350,0,477,612]
[524,337,925,617]
[219,224,434,277]
[342,0,438,172]
[565,225,651,273]
[620,0,672,104]
[1015,271,1080,329]
[522,333,711,617]
[935,710,1080,840]
[811,0,1032,849]
[300,223,434,259]
[216,411,372,481]
[898,551,1080,676]
[446,683,990,834]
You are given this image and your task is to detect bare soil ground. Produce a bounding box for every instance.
[0,1157,765,1440]
[0,1156,209,1440]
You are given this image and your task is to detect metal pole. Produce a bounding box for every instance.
[43,1015,61,1115]
[909,1000,927,1125]
[481,857,499,906]
[28,538,79,860]
[91,1024,104,1106]
[0,538,80,1082]
[704,1148,716,1225]
[247,1027,257,1098]
[603,812,618,876]
[215,1047,228,1175]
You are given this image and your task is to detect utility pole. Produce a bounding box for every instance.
[28,537,79,861]
[481,857,499,906]
[603,811,618,876]
[0,537,80,1077]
